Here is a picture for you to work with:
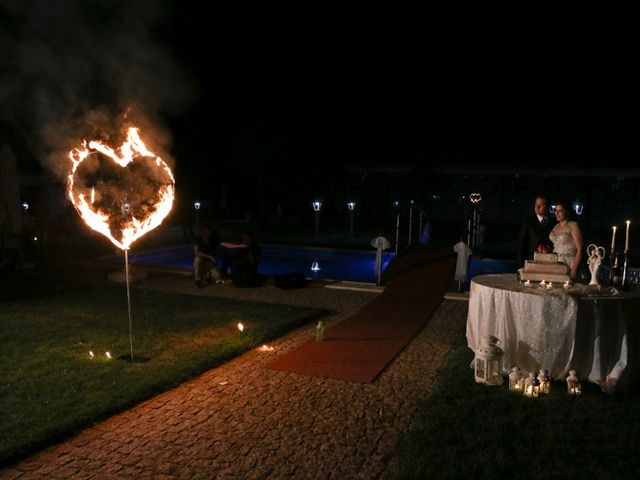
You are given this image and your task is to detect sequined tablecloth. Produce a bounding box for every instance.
[466,274,640,391]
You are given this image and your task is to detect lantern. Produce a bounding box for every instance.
[566,370,582,396]
[474,335,504,386]
[508,366,525,392]
[537,370,551,394]
[524,372,539,397]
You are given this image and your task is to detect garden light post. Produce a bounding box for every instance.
[194,201,201,228]
[573,201,583,216]
[312,200,322,238]
[347,201,356,237]
[408,200,414,246]
[394,201,400,254]
[468,193,482,249]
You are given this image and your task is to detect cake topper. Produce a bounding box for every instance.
[586,243,605,287]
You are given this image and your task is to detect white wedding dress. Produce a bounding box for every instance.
[549,222,577,269]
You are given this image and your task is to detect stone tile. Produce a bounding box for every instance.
[1,274,468,479]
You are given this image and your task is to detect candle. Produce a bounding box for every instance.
[563,280,571,289]
[539,280,546,287]
[546,282,553,289]
[611,225,617,254]
[625,220,631,253]
[524,280,531,287]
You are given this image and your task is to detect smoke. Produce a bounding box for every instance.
[0,0,194,179]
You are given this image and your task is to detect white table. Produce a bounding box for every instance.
[466,274,640,392]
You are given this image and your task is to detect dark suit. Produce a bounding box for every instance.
[517,215,555,267]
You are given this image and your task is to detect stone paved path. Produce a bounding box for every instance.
[1,274,468,480]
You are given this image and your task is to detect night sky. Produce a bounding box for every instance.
[164,10,639,167]
[1,2,638,214]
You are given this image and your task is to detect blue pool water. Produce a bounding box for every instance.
[465,258,518,290]
[126,244,396,284]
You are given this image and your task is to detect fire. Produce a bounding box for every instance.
[237,323,244,332]
[67,127,175,250]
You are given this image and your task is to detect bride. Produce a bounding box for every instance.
[549,202,583,279]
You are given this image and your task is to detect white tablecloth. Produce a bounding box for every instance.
[466,274,640,391]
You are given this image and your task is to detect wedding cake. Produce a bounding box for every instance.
[519,252,570,283]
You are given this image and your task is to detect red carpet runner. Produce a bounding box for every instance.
[266,247,455,382]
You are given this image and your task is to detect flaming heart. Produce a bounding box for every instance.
[67,127,175,250]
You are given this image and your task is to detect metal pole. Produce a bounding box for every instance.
[376,244,383,285]
[476,209,481,249]
[125,249,134,361]
[408,206,413,246]
[314,212,319,238]
[470,208,475,248]
[395,212,400,255]
[474,208,479,249]
[349,210,354,237]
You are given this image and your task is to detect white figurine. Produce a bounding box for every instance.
[586,244,605,287]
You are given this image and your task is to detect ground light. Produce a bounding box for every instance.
[566,370,582,395]
[524,372,539,397]
[473,335,504,386]
[508,367,525,392]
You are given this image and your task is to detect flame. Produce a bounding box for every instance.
[67,127,175,250]
[237,323,244,332]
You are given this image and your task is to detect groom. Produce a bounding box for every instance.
[517,194,555,268]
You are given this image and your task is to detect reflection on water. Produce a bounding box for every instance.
[124,245,395,283]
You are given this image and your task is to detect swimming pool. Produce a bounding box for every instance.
[126,244,396,284]
[464,258,518,290]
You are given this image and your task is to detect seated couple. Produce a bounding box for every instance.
[517,195,583,280]
[193,224,261,288]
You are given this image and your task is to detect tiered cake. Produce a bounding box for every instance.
[519,252,570,283]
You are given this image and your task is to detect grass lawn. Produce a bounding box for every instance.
[0,281,326,466]
[393,337,640,479]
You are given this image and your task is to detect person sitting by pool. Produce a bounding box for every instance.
[220,233,262,287]
[193,224,221,288]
